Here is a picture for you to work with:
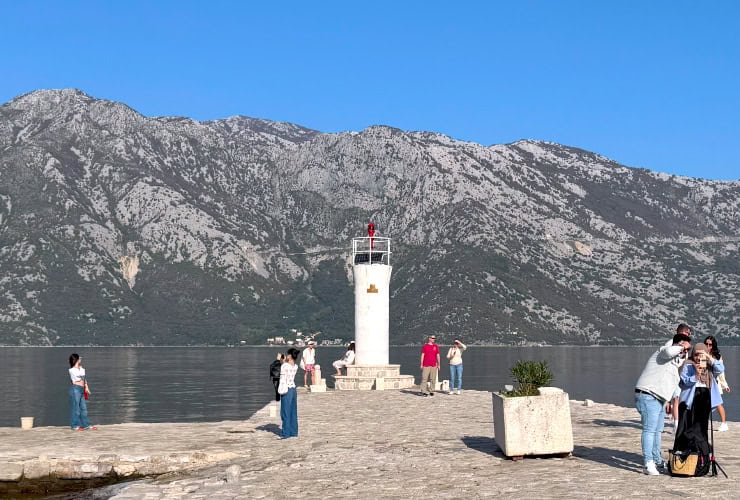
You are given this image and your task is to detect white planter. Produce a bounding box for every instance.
[21,417,34,429]
[492,387,573,458]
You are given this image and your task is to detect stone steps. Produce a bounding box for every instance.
[334,375,415,391]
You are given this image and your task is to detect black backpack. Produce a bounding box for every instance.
[269,360,282,379]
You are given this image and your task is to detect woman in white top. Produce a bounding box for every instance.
[446,339,467,395]
[332,342,356,376]
[704,336,730,432]
[68,353,96,430]
[278,347,300,438]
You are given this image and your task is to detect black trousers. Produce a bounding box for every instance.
[272,378,281,401]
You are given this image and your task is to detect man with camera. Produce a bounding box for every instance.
[634,324,692,475]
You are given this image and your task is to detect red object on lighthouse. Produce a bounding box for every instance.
[368,222,376,249]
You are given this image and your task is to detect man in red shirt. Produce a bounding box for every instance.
[420,335,441,396]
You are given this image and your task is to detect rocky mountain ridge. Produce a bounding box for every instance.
[1,89,738,345]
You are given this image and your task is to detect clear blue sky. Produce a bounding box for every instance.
[2,1,738,180]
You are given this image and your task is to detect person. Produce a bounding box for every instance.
[704,335,730,432]
[278,347,300,438]
[446,338,467,395]
[269,353,285,402]
[672,342,725,476]
[68,353,96,431]
[301,341,317,388]
[634,326,692,475]
[419,335,440,396]
[332,342,355,376]
[368,221,376,250]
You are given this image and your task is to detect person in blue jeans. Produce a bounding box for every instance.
[446,339,467,394]
[634,325,691,475]
[68,353,96,431]
[278,348,300,438]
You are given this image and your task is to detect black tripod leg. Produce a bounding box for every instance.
[715,461,728,478]
[710,414,716,477]
[709,403,729,478]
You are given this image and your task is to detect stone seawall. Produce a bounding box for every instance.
[0,421,245,497]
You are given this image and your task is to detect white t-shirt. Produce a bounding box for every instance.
[69,367,86,383]
[343,350,355,364]
[447,342,467,366]
[302,347,316,365]
[280,363,298,389]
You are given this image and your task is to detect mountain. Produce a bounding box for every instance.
[0,89,738,346]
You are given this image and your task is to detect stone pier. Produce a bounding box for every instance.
[1,388,737,498]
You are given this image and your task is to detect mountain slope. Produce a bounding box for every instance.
[1,89,738,345]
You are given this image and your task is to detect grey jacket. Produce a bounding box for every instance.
[635,339,687,403]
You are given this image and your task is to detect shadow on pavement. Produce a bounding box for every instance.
[573,445,642,473]
[400,389,429,397]
[256,423,281,435]
[462,435,505,458]
[591,418,642,429]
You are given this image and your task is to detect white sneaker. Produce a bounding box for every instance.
[456,390,461,395]
[718,422,729,432]
[643,461,660,476]
[448,391,454,395]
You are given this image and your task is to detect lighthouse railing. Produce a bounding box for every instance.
[352,237,391,266]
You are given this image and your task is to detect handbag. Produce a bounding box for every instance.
[277,380,288,395]
[717,372,730,392]
[669,450,699,476]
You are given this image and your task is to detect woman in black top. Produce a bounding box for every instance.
[269,353,284,401]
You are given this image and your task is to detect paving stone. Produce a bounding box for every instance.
[0,462,23,481]
[22,460,50,480]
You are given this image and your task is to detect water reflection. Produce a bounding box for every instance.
[1,346,737,427]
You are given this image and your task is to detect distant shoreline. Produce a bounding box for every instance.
[1,343,730,348]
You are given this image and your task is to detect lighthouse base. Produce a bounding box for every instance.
[333,364,415,391]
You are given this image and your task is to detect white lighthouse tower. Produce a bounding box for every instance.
[334,223,414,390]
[352,225,392,364]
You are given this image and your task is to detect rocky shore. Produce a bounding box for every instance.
[1,388,737,499]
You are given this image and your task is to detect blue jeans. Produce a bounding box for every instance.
[449,364,463,391]
[69,385,92,430]
[635,392,665,466]
[280,387,298,438]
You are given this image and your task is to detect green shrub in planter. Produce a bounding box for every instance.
[504,360,554,397]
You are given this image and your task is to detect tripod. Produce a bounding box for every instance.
[709,411,728,478]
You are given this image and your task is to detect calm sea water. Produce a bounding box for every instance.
[1,346,737,427]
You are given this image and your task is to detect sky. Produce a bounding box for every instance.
[1,1,738,180]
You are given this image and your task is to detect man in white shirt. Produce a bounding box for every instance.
[301,341,317,388]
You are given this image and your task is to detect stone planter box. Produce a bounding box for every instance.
[492,387,573,459]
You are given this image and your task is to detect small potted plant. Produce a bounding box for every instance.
[505,360,554,396]
[492,360,573,459]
